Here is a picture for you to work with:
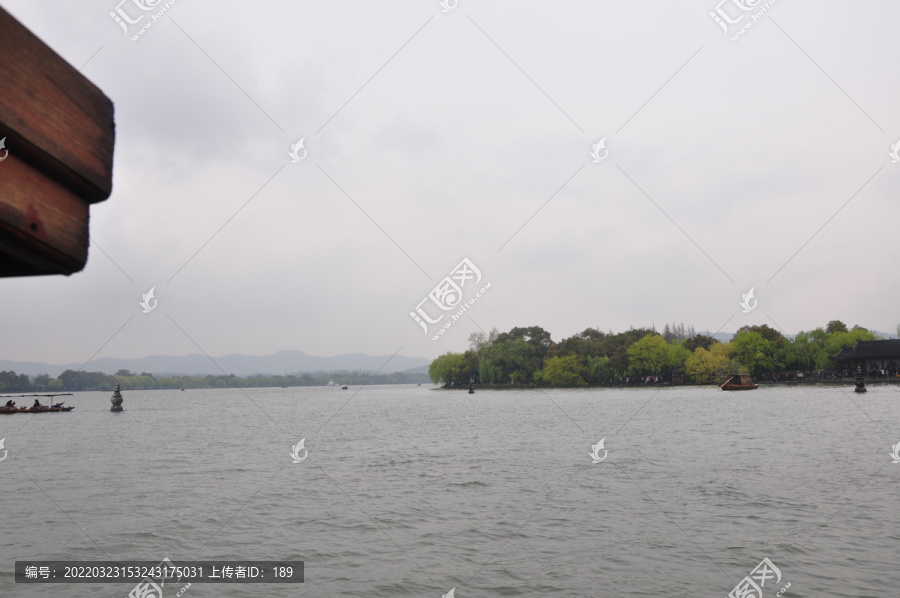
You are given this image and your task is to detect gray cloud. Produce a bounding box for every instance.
[1,0,898,366]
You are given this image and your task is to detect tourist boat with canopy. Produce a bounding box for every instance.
[0,393,75,413]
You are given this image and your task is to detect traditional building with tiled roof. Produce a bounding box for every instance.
[834,340,900,373]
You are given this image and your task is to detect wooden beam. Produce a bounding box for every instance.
[0,6,115,277]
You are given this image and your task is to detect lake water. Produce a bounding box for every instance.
[1,384,899,597]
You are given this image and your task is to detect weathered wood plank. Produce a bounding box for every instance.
[0,152,88,276]
[0,6,114,276]
[0,6,114,202]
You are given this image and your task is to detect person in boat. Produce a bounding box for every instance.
[32,398,41,408]
[5,400,15,408]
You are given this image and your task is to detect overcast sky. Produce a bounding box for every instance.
[2,0,898,367]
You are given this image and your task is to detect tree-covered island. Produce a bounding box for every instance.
[428,320,896,388]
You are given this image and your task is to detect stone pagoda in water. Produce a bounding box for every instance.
[110,381,124,411]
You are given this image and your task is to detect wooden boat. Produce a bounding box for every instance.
[1,393,74,413]
[0,405,74,413]
[30,405,74,412]
[720,373,758,390]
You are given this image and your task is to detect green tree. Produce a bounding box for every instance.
[826,320,848,334]
[730,331,781,375]
[683,334,718,353]
[478,326,552,384]
[786,328,830,371]
[536,355,587,386]
[549,328,607,360]
[58,370,115,391]
[666,341,692,376]
[627,335,669,376]
[428,352,479,386]
[684,344,737,383]
[0,371,32,392]
[735,324,786,346]
[468,328,500,352]
[429,353,464,385]
[585,355,613,384]
[823,327,880,368]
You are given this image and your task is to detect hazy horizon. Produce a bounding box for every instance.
[3,324,899,372]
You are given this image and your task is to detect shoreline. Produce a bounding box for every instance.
[436,378,900,390]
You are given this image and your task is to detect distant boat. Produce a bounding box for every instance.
[326,380,336,386]
[1,393,74,414]
[180,388,185,391]
[720,374,758,390]
[1,405,74,414]
[341,385,348,390]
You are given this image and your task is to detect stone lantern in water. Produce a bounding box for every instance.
[854,364,867,393]
[110,381,124,411]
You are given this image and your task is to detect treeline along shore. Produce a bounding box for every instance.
[0,370,430,392]
[429,321,900,388]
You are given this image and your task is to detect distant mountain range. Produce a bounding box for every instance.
[4,330,896,378]
[0,350,431,378]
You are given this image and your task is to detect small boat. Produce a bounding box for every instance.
[1,405,74,413]
[341,385,348,390]
[326,380,336,386]
[720,373,758,390]
[1,393,74,414]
